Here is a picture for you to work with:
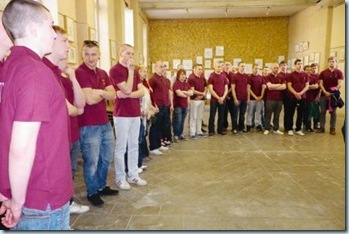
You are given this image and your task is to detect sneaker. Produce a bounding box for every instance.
[158,146,169,151]
[98,186,119,196]
[316,128,325,133]
[307,128,314,132]
[179,135,187,141]
[218,132,227,135]
[138,168,143,174]
[246,125,252,132]
[116,180,131,190]
[174,136,179,143]
[164,140,172,146]
[70,201,90,214]
[273,130,284,135]
[232,130,238,134]
[141,165,148,169]
[208,132,215,136]
[288,130,294,136]
[191,135,198,139]
[295,130,305,136]
[263,130,269,135]
[150,149,163,155]
[196,133,206,138]
[127,177,147,186]
[87,194,104,207]
[256,125,263,132]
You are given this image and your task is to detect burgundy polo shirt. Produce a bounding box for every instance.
[319,68,343,94]
[208,72,228,103]
[110,62,141,117]
[75,63,111,127]
[173,80,190,108]
[188,73,206,100]
[286,71,309,99]
[306,73,320,102]
[149,73,170,107]
[249,74,264,100]
[230,72,249,100]
[0,46,73,210]
[265,73,285,101]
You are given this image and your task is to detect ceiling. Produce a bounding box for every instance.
[138,0,345,19]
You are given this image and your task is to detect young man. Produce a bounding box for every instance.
[110,44,146,190]
[284,59,309,136]
[208,61,228,136]
[188,63,207,138]
[303,65,319,132]
[247,63,265,132]
[75,40,118,207]
[43,25,89,215]
[0,0,73,230]
[317,56,344,135]
[263,63,286,135]
[231,62,249,134]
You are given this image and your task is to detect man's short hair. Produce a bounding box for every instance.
[118,43,133,54]
[3,0,50,40]
[279,60,287,66]
[328,56,337,62]
[53,25,67,35]
[83,40,99,48]
[193,63,202,69]
[294,58,302,65]
[310,63,318,67]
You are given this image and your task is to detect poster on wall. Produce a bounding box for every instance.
[245,64,252,74]
[205,60,211,69]
[254,58,263,68]
[304,56,309,65]
[65,16,76,42]
[278,56,285,63]
[314,53,320,64]
[173,59,181,69]
[339,49,345,61]
[233,58,242,68]
[215,46,224,57]
[303,42,309,51]
[183,59,193,70]
[204,48,213,59]
[309,53,315,61]
[213,58,224,66]
[196,56,203,64]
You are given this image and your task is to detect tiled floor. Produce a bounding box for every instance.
[70,112,345,230]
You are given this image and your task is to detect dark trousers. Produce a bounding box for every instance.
[209,101,226,134]
[232,100,247,131]
[264,100,283,131]
[149,106,168,150]
[224,98,234,130]
[284,98,306,132]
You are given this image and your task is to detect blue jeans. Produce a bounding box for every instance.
[79,123,115,196]
[173,107,188,137]
[70,140,80,178]
[149,106,168,150]
[11,202,70,230]
[208,101,226,134]
[232,100,247,131]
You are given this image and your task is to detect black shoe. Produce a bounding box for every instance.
[256,125,263,132]
[246,125,251,132]
[202,123,207,127]
[98,186,119,196]
[87,194,104,207]
[209,132,215,136]
[218,132,226,135]
[201,128,207,133]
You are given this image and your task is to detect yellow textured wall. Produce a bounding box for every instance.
[149,17,289,70]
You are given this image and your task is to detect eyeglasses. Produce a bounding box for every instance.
[83,40,99,47]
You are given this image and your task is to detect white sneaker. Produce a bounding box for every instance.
[116,180,131,190]
[141,165,148,169]
[296,130,305,136]
[288,130,294,136]
[127,177,147,186]
[158,146,169,151]
[70,201,90,214]
[263,130,269,135]
[150,149,163,155]
[273,130,284,135]
[138,168,143,174]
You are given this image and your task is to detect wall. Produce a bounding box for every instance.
[288,3,345,115]
[149,17,289,73]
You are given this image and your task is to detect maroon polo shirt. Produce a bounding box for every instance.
[230,72,249,100]
[265,73,285,100]
[208,72,228,103]
[286,71,309,99]
[306,73,320,102]
[249,74,264,100]
[173,80,190,108]
[188,73,206,100]
[0,46,73,210]
[76,63,111,127]
[149,73,170,107]
[42,58,79,144]
[319,68,343,95]
[110,62,141,117]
